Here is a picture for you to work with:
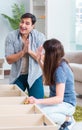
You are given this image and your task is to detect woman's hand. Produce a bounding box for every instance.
[28,96,39,104]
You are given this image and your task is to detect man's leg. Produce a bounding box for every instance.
[13,74,28,91]
[28,76,44,98]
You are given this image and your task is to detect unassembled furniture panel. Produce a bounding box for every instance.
[0,59,4,79]
[0,104,42,115]
[0,84,26,97]
[0,114,57,130]
[0,97,27,105]
[0,68,4,79]
[0,84,58,130]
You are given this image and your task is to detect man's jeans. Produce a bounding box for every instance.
[14,74,44,99]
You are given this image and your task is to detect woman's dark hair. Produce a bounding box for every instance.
[21,13,36,25]
[43,38,65,85]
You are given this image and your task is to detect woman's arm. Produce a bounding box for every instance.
[25,83,65,105]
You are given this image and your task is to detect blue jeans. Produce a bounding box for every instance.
[13,74,44,99]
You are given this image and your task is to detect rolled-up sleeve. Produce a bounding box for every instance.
[37,32,46,47]
[5,34,14,57]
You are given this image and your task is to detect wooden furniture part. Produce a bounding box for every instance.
[0,84,26,97]
[0,114,57,130]
[0,96,27,105]
[0,58,4,79]
[0,104,42,115]
[0,84,58,130]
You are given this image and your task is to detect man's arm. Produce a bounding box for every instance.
[35,46,44,69]
[6,50,24,64]
[27,32,46,61]
[6,39,28,64]
[28,44,44,64]
[28,49,37,61]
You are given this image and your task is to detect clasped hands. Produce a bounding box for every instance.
[22,39,29,55]
[22,39,44,63]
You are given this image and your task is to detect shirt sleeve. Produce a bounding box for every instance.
[36,32,46,47]
[55,66,66,83]
[5,34,15,57]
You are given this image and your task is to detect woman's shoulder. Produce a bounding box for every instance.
[60,60,69,68]
[56,61,68,73]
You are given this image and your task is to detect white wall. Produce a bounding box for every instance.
[46,0,76,50]
[0,0,29,69]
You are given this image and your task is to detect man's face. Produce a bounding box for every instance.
[19,18,34,35]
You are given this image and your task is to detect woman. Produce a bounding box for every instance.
[25,39,76,130]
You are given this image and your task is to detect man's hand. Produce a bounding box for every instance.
[36,45,43,62]
[22,39,29,55]
[36,46,44,69]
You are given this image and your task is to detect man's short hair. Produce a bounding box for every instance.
[21,13,36,25]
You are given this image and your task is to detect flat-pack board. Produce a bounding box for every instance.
[0,84,58,130]
[0,84,26,97]
[0,59,4,79]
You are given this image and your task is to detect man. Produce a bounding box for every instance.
[5,13,46,98]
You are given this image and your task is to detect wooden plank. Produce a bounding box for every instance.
[34,105,43,114]
[0,104,41,115]
[0,84,16,90]
[0,90,24,97]
[0,114,44,126]
[34,105,57,126]
[0,97,27,105]
[0,84,58,130]
[0,114,58,130]
[0,84,26,96]
[0,69,4,79]
[0,126,57,130]
[0,59,4,79]
[0,114,57,128]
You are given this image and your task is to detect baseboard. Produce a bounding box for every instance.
[4,70,10,75]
